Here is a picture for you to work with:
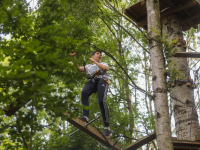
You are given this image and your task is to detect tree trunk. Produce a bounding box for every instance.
[125,76,134,144]
[146,0,173,149]
[29,119,33,150]
[29,102,34,150]
[162,14,200,141]
[116,14,134,143]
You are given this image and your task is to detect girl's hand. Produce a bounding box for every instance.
[70,52,76,57]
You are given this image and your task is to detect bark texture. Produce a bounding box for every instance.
[146,0,173,149]
[126,85,134,144]
[162,14,200,141]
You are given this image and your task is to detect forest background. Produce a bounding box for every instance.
[0,0,200,149]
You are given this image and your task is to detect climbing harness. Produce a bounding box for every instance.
[83,60,109,85]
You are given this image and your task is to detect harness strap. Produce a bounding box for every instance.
[93,75,109,85]
[83,58,86,77]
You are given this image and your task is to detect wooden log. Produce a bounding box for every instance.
[64,112,121,150]
[178,81,183,85]
[171,83,175,87]
[176,41,182,46]
[172,43,176,47]
[186,82,191,87]
[124,131,156,150]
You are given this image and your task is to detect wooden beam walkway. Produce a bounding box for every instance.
[64,112,121,150]
[172,52,200,58]
[124,131,156,150]
[124,132,200,150]
[173,140,200,149]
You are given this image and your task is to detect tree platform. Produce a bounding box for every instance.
[125,0,200,31]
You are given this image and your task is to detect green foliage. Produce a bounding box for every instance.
[2,0,196,149]
[0,0,100,149]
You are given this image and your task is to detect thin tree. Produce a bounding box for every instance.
[146,0,173,149]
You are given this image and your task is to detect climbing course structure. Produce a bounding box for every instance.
[124,0,200,149]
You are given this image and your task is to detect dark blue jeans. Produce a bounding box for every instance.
[81,78,109,127]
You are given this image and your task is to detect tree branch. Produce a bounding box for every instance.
[98,6,149,54]
[40,0,57,28]
[111,18,150,54]
[0,1,28,40]
[104,0,148,39]
[108,86,128,101]
[15,114,28,150]
[110,68,136,89]
[98,15,121,44]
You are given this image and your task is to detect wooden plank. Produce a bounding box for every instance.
[64,112,121,150]
[182,13,200,24]
[171,52,200,58]
[125,8,140,20]
[173,140,200,149]
[185,21,198,30]
[137,0,197,27]
[124,9,139,23]
[181,23,191,31]
[160,0,174,7]
[124,131,156,150]
[160,0,196,17]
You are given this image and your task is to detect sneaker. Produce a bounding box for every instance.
[104,129,112,138]
[78,116,88,123]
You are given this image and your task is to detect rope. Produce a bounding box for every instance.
[98,143,110,149]
[108,63,152,76]
[83,57,86,77]
[191,59,200,70]
[169,55,200,82]
[170,55,190,72]
[100,119,151,135]
[188,46,197,52]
